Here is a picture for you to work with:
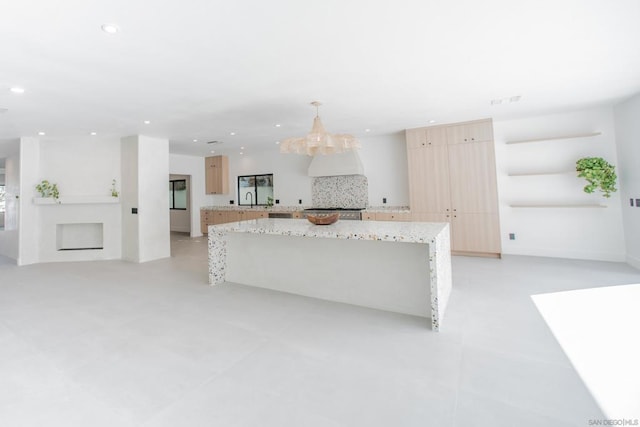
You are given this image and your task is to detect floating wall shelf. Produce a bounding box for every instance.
[509,203,607,208]
[33,196,120,205]
[506,132,601,145]
[507,171,575,177]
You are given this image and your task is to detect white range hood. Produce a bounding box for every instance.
[307,150,365,177]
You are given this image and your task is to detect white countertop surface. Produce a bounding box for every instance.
[209,218,448,244]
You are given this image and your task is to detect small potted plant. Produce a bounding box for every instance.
[576,157,617,198]
[35,180,60,203]
[111,179,119,197]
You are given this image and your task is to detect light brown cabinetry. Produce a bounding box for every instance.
[374,212,411,221]
[205,155,229,195]
[201,209,284,233]
[361,212,376,221]
[406,119,501,256]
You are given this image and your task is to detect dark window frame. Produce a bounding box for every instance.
[237,174,273,206]
[169,179,187,210]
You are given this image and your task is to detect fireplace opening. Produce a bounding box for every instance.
[56,223,104,251]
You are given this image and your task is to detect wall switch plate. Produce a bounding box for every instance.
[131,208,138,214]
[631,198,635,207]
[275,199,280,204]
[509,233,515,240]
[636,199,640,207]
[383,197,387,204]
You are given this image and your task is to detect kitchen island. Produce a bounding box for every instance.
[208,218,452,331]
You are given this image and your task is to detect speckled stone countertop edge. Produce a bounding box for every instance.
[201,205,411,213]
[209,218,447,245]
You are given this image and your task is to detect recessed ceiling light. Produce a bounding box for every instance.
[275,124,281,128]
[143,120,150,124]
[240,146,245,150]
[429,120,436,124]
[90,132,97,136]
[38,131,45,136]
[193,139,198,142]
[210,150,215,154]
[101,24,120,34]
[365,129,371,133]
[10,87,25,94]
[230,132,236,136]
[240,152,244,155]
[275,141,280,145]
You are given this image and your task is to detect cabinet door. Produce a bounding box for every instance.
[447,141,498,213]
[406,126,447,149]
[446,120,493,145]
[451,213,501,254]
[226,211,240,223]
[375,212,411,221]
[407,145,451,213]
[201,211,209,234]
[361,212,376,221]
[211,211,226,224]
[205,156,229,195]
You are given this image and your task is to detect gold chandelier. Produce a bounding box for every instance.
[279,101,361,156]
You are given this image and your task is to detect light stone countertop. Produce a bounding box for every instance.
[201,205,412,214]
[201,205,308,212]
[209,217,446,244]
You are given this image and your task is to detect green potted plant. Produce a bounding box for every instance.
[576,157,617,198]
[111,179,119,197]
[35,180,60,203]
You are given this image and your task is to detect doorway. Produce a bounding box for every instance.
[169,174,191,234]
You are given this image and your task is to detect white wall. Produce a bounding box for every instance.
[614,93,640,269]
[358,132,409,207]
[0,139,20,261]
[121,135,170,263]
[197,133,409,209]
[494,107,626,261]
[18,136,122,264]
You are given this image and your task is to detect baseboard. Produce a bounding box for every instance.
[627,254,640,271]
[503,247,626,262]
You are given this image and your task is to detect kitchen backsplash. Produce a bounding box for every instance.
[311,175,369,208]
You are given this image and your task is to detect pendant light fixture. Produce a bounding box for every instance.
[279,101,361,156]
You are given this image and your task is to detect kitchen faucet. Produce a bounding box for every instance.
[245,192,253,207]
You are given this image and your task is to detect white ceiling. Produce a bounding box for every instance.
[1,0,639,157]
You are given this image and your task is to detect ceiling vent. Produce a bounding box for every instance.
[206,140,224,145]
[0,108,8,114]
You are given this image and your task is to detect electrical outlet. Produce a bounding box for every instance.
[509,233,515,240]
[275,199,280,204]
[383,197,387,204]
[229,200,234,205]
[131,208,138,214]
[298,199,302,204]
[631,198,635,207]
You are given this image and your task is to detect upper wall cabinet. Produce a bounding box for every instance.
[446,120,494,145]
[406,126,448,149]
[205,155,229,195]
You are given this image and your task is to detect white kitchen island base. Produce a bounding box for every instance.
[208,219,451,331]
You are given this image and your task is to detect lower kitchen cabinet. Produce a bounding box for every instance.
[374,212,411,221]
[412,212,500,256]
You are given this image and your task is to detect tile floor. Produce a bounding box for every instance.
[0,233,639,426]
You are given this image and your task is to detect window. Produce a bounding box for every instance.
[238,174,273,206]
[0,185,5,213]
[169,180,187,210]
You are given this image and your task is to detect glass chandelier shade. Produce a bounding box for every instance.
[279,102,361,156]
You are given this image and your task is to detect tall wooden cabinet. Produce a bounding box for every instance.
[205,155,229,195]
[407,119,501,256]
